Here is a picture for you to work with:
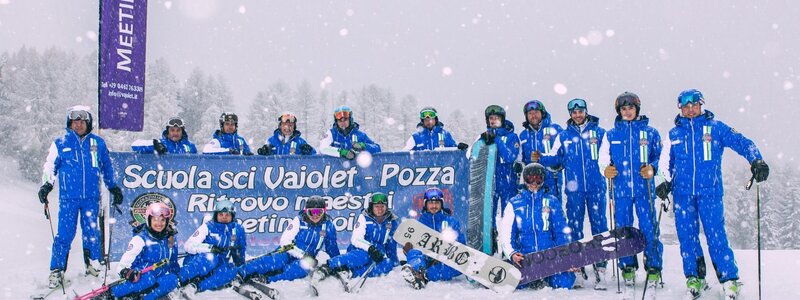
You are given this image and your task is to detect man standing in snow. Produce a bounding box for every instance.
[38,105,123,288]
[131,116,198,154]
[656,89,769,300]
[202,112,253,155]
[402,106,468,151]
[517,100,564,201]
[319,105,381,159]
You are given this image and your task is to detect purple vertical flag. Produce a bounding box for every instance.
[99,0,147,131]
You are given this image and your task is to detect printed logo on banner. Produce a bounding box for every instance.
[129,192,176,228]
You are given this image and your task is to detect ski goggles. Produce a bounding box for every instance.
[615,94,640,109]
[305,207,326,216]
[424,188,444,201]
[279,113,297,123]
[678,92,704,108]
[524,100,545,113]
[147,203,173,219]
[68,110,90,121]
[221,114,238,124]
[523,172,544,185]
[420,109,438,119]
[567,98,587,112]
[370,193,388,204]
[334,110,350,120]
[167,117,185,128]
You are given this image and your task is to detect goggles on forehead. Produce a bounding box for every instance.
[69,110,90,121]
[167,117,185,128]
[279,113,297,123]
[567,99,587,112]
[371,193,388,204]
[305,207,326,217]
[678,93,704,108]
[420,109,438,119]
[524,101,544,113]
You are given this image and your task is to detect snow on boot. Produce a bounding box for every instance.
[686,277,708,300]
[86,259,102,277]
[593,267,608,290]
[622,267,636,287]
[572,267,587,289]
[643,271,661,300]
[312,264,333,283]
[400,265,427,290]
[722,280,742,300]
[47,269,63,289]
[337,269,352,281]
[180,283,198,300]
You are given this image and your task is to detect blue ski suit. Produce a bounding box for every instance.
[239,214,341,282]
[179,219,247,292]
[264,128,317,155]
[402,121,458,151]
[319,122,381,157]
[328,210,399,278]
[519,114,565,201]
[202,130,252,155]
[667,110,762,282]
[405,210,465,282]
[540,115,608,258]
[606,115,663,272]
[499,188,575,289]
[473,120,521,227]
[41,118,118,271]
[112,225,180,300]
[131,129,197,154]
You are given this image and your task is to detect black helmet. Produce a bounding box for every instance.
[522,163,546,186]
[615,92,641,117]
[484,105,506,126]
[219,112,238,131]
[306,196,327,209]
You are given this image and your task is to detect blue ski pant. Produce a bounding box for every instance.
[565,191,608,268]
[179,254,238,292]
[673,193,738,282]
[50,197,102,271]
[517,271,575,290]
[112,272,178,300]
[614,195,663,271]
[406,249,460,281]
[239,252,310,282]
[327,249,394,278]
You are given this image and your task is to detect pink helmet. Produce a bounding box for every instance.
[145,202,173,227]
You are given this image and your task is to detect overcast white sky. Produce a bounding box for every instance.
[1,0,798,165]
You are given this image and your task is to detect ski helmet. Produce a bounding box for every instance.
[523,100,548,120]
[218,112,239,131]
[484,105,506,126]
[278,112,297,124]
[614,92,641,116]
[423,187,444,207]
[333,105,353,123]
[677,89,704,108]
[368,192,389,216]
[213,199,236,220]
[145,202,173,228]
[522,163,546,186]
[304,196,327,220]
[165,116,186,135]
[567,98,588,113]
[65,105,93,135]
[419,107,438,122]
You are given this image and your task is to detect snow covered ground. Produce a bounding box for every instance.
[1,157,797,300]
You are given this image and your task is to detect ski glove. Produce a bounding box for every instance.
[299,143,314,155]
[257,145,273,156]
[512,161,525,175]
[38,183,53,204]
[228,148,241,155]
[352,142,367,151]
[750,159,769,183]
[480,130,496,145]
[457,142,469,151]
[604,165,618,179]
[655,181,671,200]
[339,148,356,160]
[367,246,384,263]
[210,245,227,254]
[153,139,167,154]
[120,268,141,283]
[109,187,124,206]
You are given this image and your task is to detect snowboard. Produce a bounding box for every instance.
[518,226,646,285]
[394,219,520,293]
[467,139,497,255]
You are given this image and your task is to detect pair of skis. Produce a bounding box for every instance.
[308,262,376,296]
[178,281,277,300]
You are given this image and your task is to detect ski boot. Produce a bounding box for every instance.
[86,259,102,277]
[722,280,742,300]
[621,267,636,286]
[312,264,334,283]
[572,267,588,289]
[686,277,709,299]
[48,269,63,289]
[593,267,608,290]
[643,270,661,300]
[400,265,428,290]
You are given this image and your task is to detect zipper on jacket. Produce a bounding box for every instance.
[628,122,635,196]
[690,119,696,194]
[577,126,588,193]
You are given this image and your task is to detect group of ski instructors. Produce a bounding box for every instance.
[37,88,769,299]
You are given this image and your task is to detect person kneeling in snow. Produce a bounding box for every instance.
[499,163,575,290]
[313,192,399,283]
[400,187,465,289]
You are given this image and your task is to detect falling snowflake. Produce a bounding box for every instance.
[238,5,246,14]
[442,67,453,77]
[339,28,349,36]
[553,83,568,95]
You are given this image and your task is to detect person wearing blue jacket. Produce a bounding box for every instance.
[178,199,247,296]
[314,192,399,282]
[110,202,180,300]
[238,196,341,284]
[500,163,574,290]
[319,105,381,159]
[38,105,123,288]
[402,107,468,151]
[538,98,609,289]
[256,112,316,156]
[131,117,198,154]
[517,100,565,201]
[400,187,466,289]
[202,112,253,155]
[602,92,664,288]
[655,89,769,300]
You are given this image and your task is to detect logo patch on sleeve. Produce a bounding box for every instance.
[192,230,199,237]
[127,243,133,251]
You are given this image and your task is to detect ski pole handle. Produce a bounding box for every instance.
[44,204,50,220]
[112,204,122,215]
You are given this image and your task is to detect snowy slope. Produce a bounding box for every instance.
[0,157,797,299]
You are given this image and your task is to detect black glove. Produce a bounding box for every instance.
[457,142,469,151]
[228,148,241,155]
[109,186,123,206]
[257,145,273,156]
[243,151,254,156]
[38,182,53,204]
[153,139,167,154]
[299,143,314,155]
[352,142,366,151]
[367,246,384,263]
[480,131,496,145]
[210,245,227,254]
[513,161,525,175]
[751,159,769,183]
[339,148,356,160]
[655,181,672,200]
[120,268,141,283]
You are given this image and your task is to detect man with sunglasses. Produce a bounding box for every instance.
[538,98,609,290]
[131,117,198,154]
[603,92,664,290]
[517,100,565,201]
[39,106,123,288]
[257,112,316,156]
[499,163,574,290]
[237,196,340,285]
[313,192,399,283]
[400,187,465,289]
[203,112,253,155]
[655,89,769,299]
[319,105,381,159]
[402,107,468,151]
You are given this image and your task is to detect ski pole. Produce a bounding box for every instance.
[74,259,168,300]
[44,203,66,296]
[642,175,659,300]
[745,175,761,300]
[348,261,377,293]
[607,174,621,294]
